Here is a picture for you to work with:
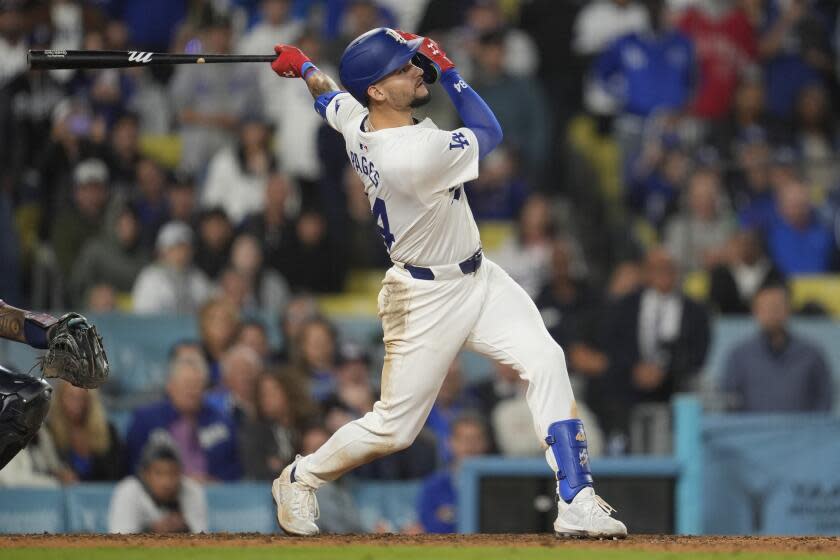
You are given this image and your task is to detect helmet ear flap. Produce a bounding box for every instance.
[412,53,439,85]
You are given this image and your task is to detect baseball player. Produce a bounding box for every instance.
[269,28,626,538]
[0,299,108,471]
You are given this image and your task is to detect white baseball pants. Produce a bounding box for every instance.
[293,258,575,488]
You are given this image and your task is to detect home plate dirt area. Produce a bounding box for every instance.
[2,533,840,559]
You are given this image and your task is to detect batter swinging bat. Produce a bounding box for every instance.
[28,50,276,70]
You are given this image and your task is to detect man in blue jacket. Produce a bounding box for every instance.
[125,356,242,481]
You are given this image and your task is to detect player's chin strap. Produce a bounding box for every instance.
[545,419,594,503]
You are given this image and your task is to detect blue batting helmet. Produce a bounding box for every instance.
[339,27,427,105]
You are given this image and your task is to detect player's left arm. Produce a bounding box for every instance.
[0,299,57,349]
[400,32,503,159]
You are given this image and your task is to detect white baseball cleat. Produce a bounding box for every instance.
[553,487,628,539]
[271,457,320,536]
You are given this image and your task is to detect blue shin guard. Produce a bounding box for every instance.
[545,419,593,503]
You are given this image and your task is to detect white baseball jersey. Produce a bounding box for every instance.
[323,92,481,267]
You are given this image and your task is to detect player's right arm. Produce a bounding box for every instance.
[271,44,363,133]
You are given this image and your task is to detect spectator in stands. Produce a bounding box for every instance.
[104,112,140,192]
[0,24,64,197]
[125,356,242,481]
[766,179,835,275]
[35,100,104,241]
[285,209,346,293]
[240,371,313,480]
[131,221,213,314]
[275,294,319,362]
[574,0,651,119]
[107,0,187,52]
[664,167,737,274]
[241,173,297,276]
[297,425,366,534]
[593,0,695,119]
[69,205,148,306]
[292,316,339,402]
[128,157,168,239]
[237,0,302,56]
[676,0,758,120]
[47,382,124,482]
[194,208,234,281]
[236,319,273,362]
[721,284,833,412]
[730,127,776,229]
[417,414,490,534]
[169,9,261,174]
[202,115,277,225]
[164,173,198,226]
[712,73,775,166]
[591,246,710,442]
[85,283,119,312]
[789,83,838,192]
[756,0,831,119]
[0,2,27,86]
[535,237,599,351]
[322,343,376,434]
[709,229,784,314]
[198,298,241,386]
[573,0,650,58]
[489,194,554,298]
[606,259,645,300]
[207,344,264,428]
[168,339,207,368]
[471,29,550,174]
[464,146,530,221]
[626,132,692,231]
[470,362,521,421]
[227,233,290,315]
[448,0,540,81]
[51,158,110,278]
[108,442,208,534]
[425,359,481,465]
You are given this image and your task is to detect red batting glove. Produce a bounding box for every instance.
[271,44,315,78]
[396,31,455,75]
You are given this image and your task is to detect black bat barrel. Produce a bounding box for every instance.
[28,50,276,70]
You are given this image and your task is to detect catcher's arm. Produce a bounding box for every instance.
[0,299,57,349]
[0,300,109,389]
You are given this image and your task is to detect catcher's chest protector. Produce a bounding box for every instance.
[0,366,52,470]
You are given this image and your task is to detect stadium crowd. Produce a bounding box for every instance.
[1,0,839,534]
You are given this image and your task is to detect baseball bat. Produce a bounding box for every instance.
[28,50,276,70]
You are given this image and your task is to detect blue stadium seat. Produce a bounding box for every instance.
[0,488,65,534]
[64,483,116,533]
[348,480,422,532]
[205,482,276,534]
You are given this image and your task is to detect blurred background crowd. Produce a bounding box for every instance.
[1,0,840,535]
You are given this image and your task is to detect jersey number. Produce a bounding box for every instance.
[372,198,395,252]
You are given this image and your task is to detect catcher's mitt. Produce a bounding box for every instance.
[40,313,109,389]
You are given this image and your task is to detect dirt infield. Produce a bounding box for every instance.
[2,533,840,554]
